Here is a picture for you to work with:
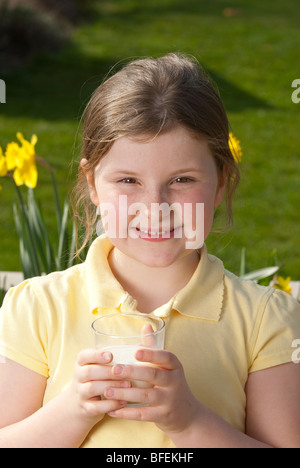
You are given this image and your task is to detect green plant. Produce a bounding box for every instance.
[0,275,6,307]
[239,247,280,284]
[239,247,293,296]
[0,132,76,279]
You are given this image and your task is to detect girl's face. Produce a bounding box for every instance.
[84,126,226,268]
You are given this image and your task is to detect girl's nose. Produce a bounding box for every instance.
[140,186,175,227]
[143,186,168,213]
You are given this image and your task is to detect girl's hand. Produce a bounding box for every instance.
[68,349,131,425]
[104,349,201,437]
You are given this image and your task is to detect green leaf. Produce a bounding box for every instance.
[240,266,280,282]
[50,170,62,232]
[67,220,76,269]
[27,189,49,272]
[13,202,40,278]
[27,188,55,273]
[13,185,41,276]
[239,247,247,277]
[56,199,70,270]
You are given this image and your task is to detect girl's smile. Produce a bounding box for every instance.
[133,225,178,241]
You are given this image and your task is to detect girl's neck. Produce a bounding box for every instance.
[108,248,200,314]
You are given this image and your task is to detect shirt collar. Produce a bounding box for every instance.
[85,235,224,322]
[172,244,224,321]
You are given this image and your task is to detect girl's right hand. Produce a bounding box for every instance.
[68,349,131,425]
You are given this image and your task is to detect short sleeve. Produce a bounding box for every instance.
[249,288,300,373]
[0,280,49,377]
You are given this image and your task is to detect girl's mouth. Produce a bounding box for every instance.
[134,226,180,241]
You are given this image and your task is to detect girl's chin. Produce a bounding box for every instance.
[110,238,190,268]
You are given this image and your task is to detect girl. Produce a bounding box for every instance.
[1,53,300,448]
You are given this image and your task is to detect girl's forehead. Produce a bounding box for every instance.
[94,128,215,176]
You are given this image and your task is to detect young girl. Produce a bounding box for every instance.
[1,53,300,448]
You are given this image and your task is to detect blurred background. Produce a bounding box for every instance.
[0,0,299,279]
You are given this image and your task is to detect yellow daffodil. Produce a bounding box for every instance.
[17,132,38,157]
[0,146,8,189]
[5,133,38,189]
[13,151,38,188]
[0,146,7,177]
[273,276,292,295]
[5,141,21,171]
[229,132,242,163]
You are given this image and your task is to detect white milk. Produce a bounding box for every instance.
[101,344,152,388]
[101,344,149,366]
[100,345,155,406]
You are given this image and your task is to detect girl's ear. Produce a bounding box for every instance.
[80,159,100,206]
[214,167,227,207]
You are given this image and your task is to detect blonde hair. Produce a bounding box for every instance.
[72,53,240,258]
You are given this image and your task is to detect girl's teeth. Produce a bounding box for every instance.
[139,229,173,235]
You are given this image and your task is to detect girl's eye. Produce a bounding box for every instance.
[119,177,137,184]
[173,177,192,184]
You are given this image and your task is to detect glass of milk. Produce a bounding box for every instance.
[92,313,165,406]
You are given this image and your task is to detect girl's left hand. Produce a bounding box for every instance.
[104,348,201,437]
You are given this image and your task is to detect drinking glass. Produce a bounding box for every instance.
[92,313,165,406]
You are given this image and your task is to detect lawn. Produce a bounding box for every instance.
[0,0,299,279]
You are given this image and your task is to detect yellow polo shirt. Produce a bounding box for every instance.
[1,234,300,448]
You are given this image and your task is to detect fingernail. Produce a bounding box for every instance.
[113,364,124,375]
[121,381,131,388]
[102,352,111,362]
[136,350,144,360]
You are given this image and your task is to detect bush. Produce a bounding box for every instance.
[34,0,89,25]
[0,0,70,72]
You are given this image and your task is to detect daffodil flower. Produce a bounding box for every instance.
[5,133,38,189]
[274,276,292,295]
[229,132,242,163]
[0,146,8,189]
[0,146,7,177]
[17,132,38,157]
[13,150,38,188]
[5,141,20,171]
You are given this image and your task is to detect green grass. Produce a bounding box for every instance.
[0,0,300,278]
